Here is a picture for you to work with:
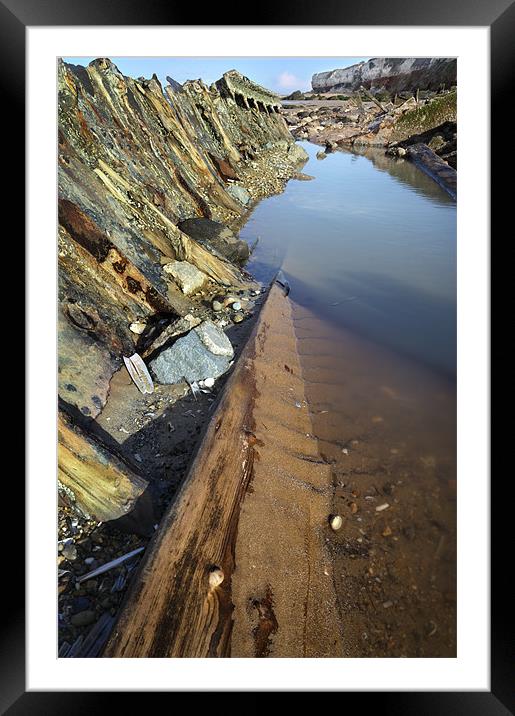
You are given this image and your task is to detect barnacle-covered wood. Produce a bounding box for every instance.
[58,410,150,524]
[58,58,304,522]
[58,59,298,420]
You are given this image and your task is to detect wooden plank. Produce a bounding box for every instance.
[105,284,345,657]
[58,410,152,527]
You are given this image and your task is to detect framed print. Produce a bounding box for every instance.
[1,0,504,709]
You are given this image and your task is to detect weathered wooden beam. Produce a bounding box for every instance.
[105,284,345,657]
[359,84,388,113]
[407,143,457,199]
[58,410,152,528]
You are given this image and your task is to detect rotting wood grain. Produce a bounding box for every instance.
[104,284,345,657]
[58,410,152,526]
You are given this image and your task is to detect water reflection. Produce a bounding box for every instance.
[345,145,455,203]
[242,141,456,377]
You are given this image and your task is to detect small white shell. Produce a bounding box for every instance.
[375,503,390,512]
[329,515,343,531]
[208,567,224,589]
[123,354,154,394]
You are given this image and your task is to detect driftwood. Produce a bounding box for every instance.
[58,410,152,527]
[407,143,457,199]
[104,284,345,657]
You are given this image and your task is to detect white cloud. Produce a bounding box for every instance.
[276,71,307,91]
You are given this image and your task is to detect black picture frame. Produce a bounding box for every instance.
[2,0,502,711]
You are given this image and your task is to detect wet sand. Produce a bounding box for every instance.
[293,301,456,656]
[104,284,456,658]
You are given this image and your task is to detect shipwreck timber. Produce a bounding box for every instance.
[105,283,345,658]
[58,59,307,523]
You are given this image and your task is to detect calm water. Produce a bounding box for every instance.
[241,142,457,655]
[242,142,456,377]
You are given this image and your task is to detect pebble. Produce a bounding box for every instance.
[231,301,242,311]
[330,515,343,531]
[212,300,223,312]
[209,567,224,589]
[71,596,91,613]
[233,313,244,323]
[375,503,390,512]
[62,542,77,561]
[70,609,97,627]
[129,322,146,335]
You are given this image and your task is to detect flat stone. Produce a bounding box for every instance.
[163,260,207,295]
[195,320,234,357]
[58,309,115,419]
[226,184,251,206]
[149,320,234,384]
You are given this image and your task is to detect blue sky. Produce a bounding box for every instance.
[62,57,369,94]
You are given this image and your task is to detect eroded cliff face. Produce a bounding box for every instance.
[312,58,456,95]
[58,59,305,421]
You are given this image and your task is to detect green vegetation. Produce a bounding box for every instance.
[393,91,457,141]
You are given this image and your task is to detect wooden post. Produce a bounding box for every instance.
[359,85,388,113]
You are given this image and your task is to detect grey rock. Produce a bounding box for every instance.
[212,300,223,312]
[163,260,207,295]
[149,320,234,384]
[62,542,77,561]
[231,301,242,311]
[226,184,251,206]
[70,610,97,627]
[195,320,233,356]
[288,142,309,163]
